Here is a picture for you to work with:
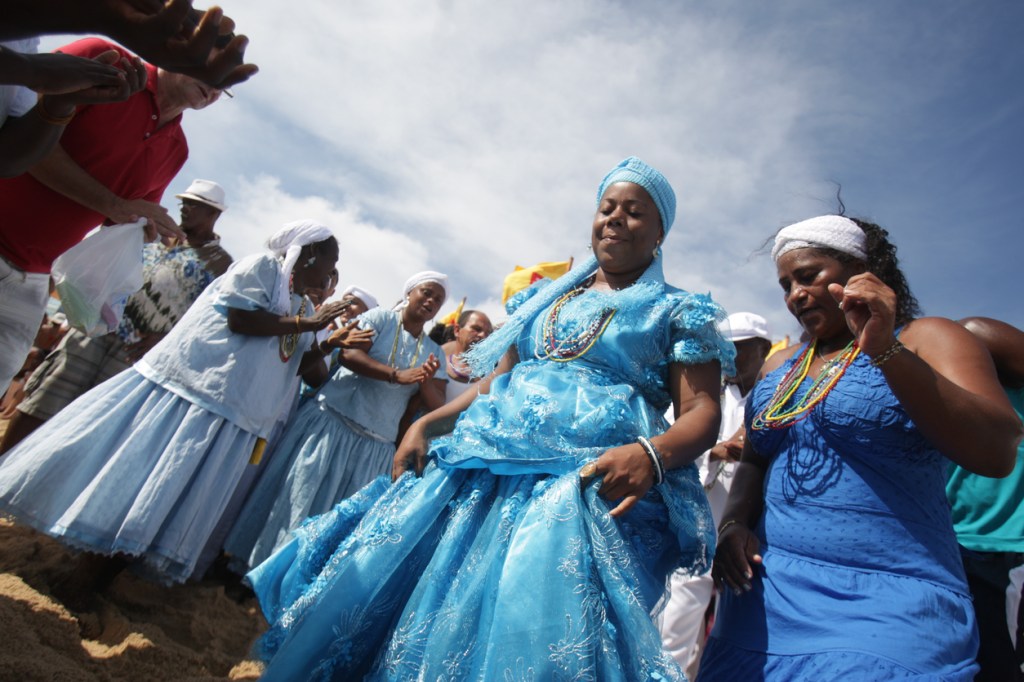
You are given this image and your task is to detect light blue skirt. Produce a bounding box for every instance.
[248,463,702,681]
[222,397,395,573]
[0,368,256,583]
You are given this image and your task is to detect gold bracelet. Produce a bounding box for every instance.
[869,339,905,367]
[294,315,302,334]
[35,96,75,126]
[718,519,741,536]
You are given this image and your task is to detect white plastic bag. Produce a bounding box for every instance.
[52,219,146,336]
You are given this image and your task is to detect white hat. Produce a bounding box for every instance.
[720,312,771,342]
[176,179,227,212]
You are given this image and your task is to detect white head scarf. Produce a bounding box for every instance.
[266,219,335,313]
[771,215,868,263]
[400,271,449,307]
[341,284,379,310]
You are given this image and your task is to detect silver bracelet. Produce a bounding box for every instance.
[636,436,665,485]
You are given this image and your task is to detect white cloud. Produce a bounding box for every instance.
[39,1,1024,337]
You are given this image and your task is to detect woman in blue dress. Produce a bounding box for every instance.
[0,220,371,586]
[699,215,1022,680]
[223,272,448,573]
[247,157,735,681]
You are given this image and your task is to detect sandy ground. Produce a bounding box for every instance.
[0,517,267,682]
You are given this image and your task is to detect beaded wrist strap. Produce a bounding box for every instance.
[636,436,665,485]
[869,339,905,367]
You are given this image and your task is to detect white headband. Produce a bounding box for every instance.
[266,219,335,313]
[341,284,379,310]
[771,215,867,263]
[402,271,449,300]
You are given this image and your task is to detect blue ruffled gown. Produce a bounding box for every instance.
[698,347,979,680]
[248,273,733,681]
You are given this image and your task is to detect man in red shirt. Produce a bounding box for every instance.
[0,36,224,390]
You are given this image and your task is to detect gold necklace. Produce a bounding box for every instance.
[278,298,308,362]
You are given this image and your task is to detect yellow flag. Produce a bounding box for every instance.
[439,297,467,327]
[766,335,790,359]
[501,260,572,304]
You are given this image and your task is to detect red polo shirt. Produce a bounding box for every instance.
[0,38,188,273]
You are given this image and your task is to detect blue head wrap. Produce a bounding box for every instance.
[464,157,677,377]
[595,156,676,234]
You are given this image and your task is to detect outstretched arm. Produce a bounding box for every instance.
[0,49,143,177]
[1,0,258,89]
[28,141,186,241]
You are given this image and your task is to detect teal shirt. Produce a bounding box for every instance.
[946,385,1024,552]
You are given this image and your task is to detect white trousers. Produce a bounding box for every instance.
[659,568,714,679]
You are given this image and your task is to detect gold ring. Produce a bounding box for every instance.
[579,462,599,480]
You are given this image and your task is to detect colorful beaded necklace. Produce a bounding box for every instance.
[750,339,860,430]
[447,352,472,382]
[535,286,616,363]
[279,298,308,362]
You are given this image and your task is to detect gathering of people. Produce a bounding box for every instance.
[0,5,1022,682]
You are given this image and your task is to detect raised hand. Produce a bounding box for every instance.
[99,1,258,89]
[828,272,898,357]
[309,300,348,330]
[325,320,374,351]
[394,353,440,386]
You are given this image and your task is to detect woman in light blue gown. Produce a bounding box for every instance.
[0,220,371,585]
[248,157,736,681]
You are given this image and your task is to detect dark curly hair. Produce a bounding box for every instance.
[819,218,921,326]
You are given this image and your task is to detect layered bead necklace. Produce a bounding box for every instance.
[278,299,308,362]
[387,315,425,370]
[535,285,616,363]
[750,339,860,431]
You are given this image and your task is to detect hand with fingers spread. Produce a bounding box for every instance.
[324,320,374,352]
[395,353,441,386]
[97,1,259,89]
[308,300,348,331]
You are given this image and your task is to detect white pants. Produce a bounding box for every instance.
[0,256,50,389]
[659,568,715,679]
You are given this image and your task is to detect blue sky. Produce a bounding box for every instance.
[42,1,1024,340]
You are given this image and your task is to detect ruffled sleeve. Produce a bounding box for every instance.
[211,254,281,314]
[504,278,551,316]
[668,292,736,376]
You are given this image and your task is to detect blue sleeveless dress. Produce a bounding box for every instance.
[698,346,979,680]
[248,275,733,681]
